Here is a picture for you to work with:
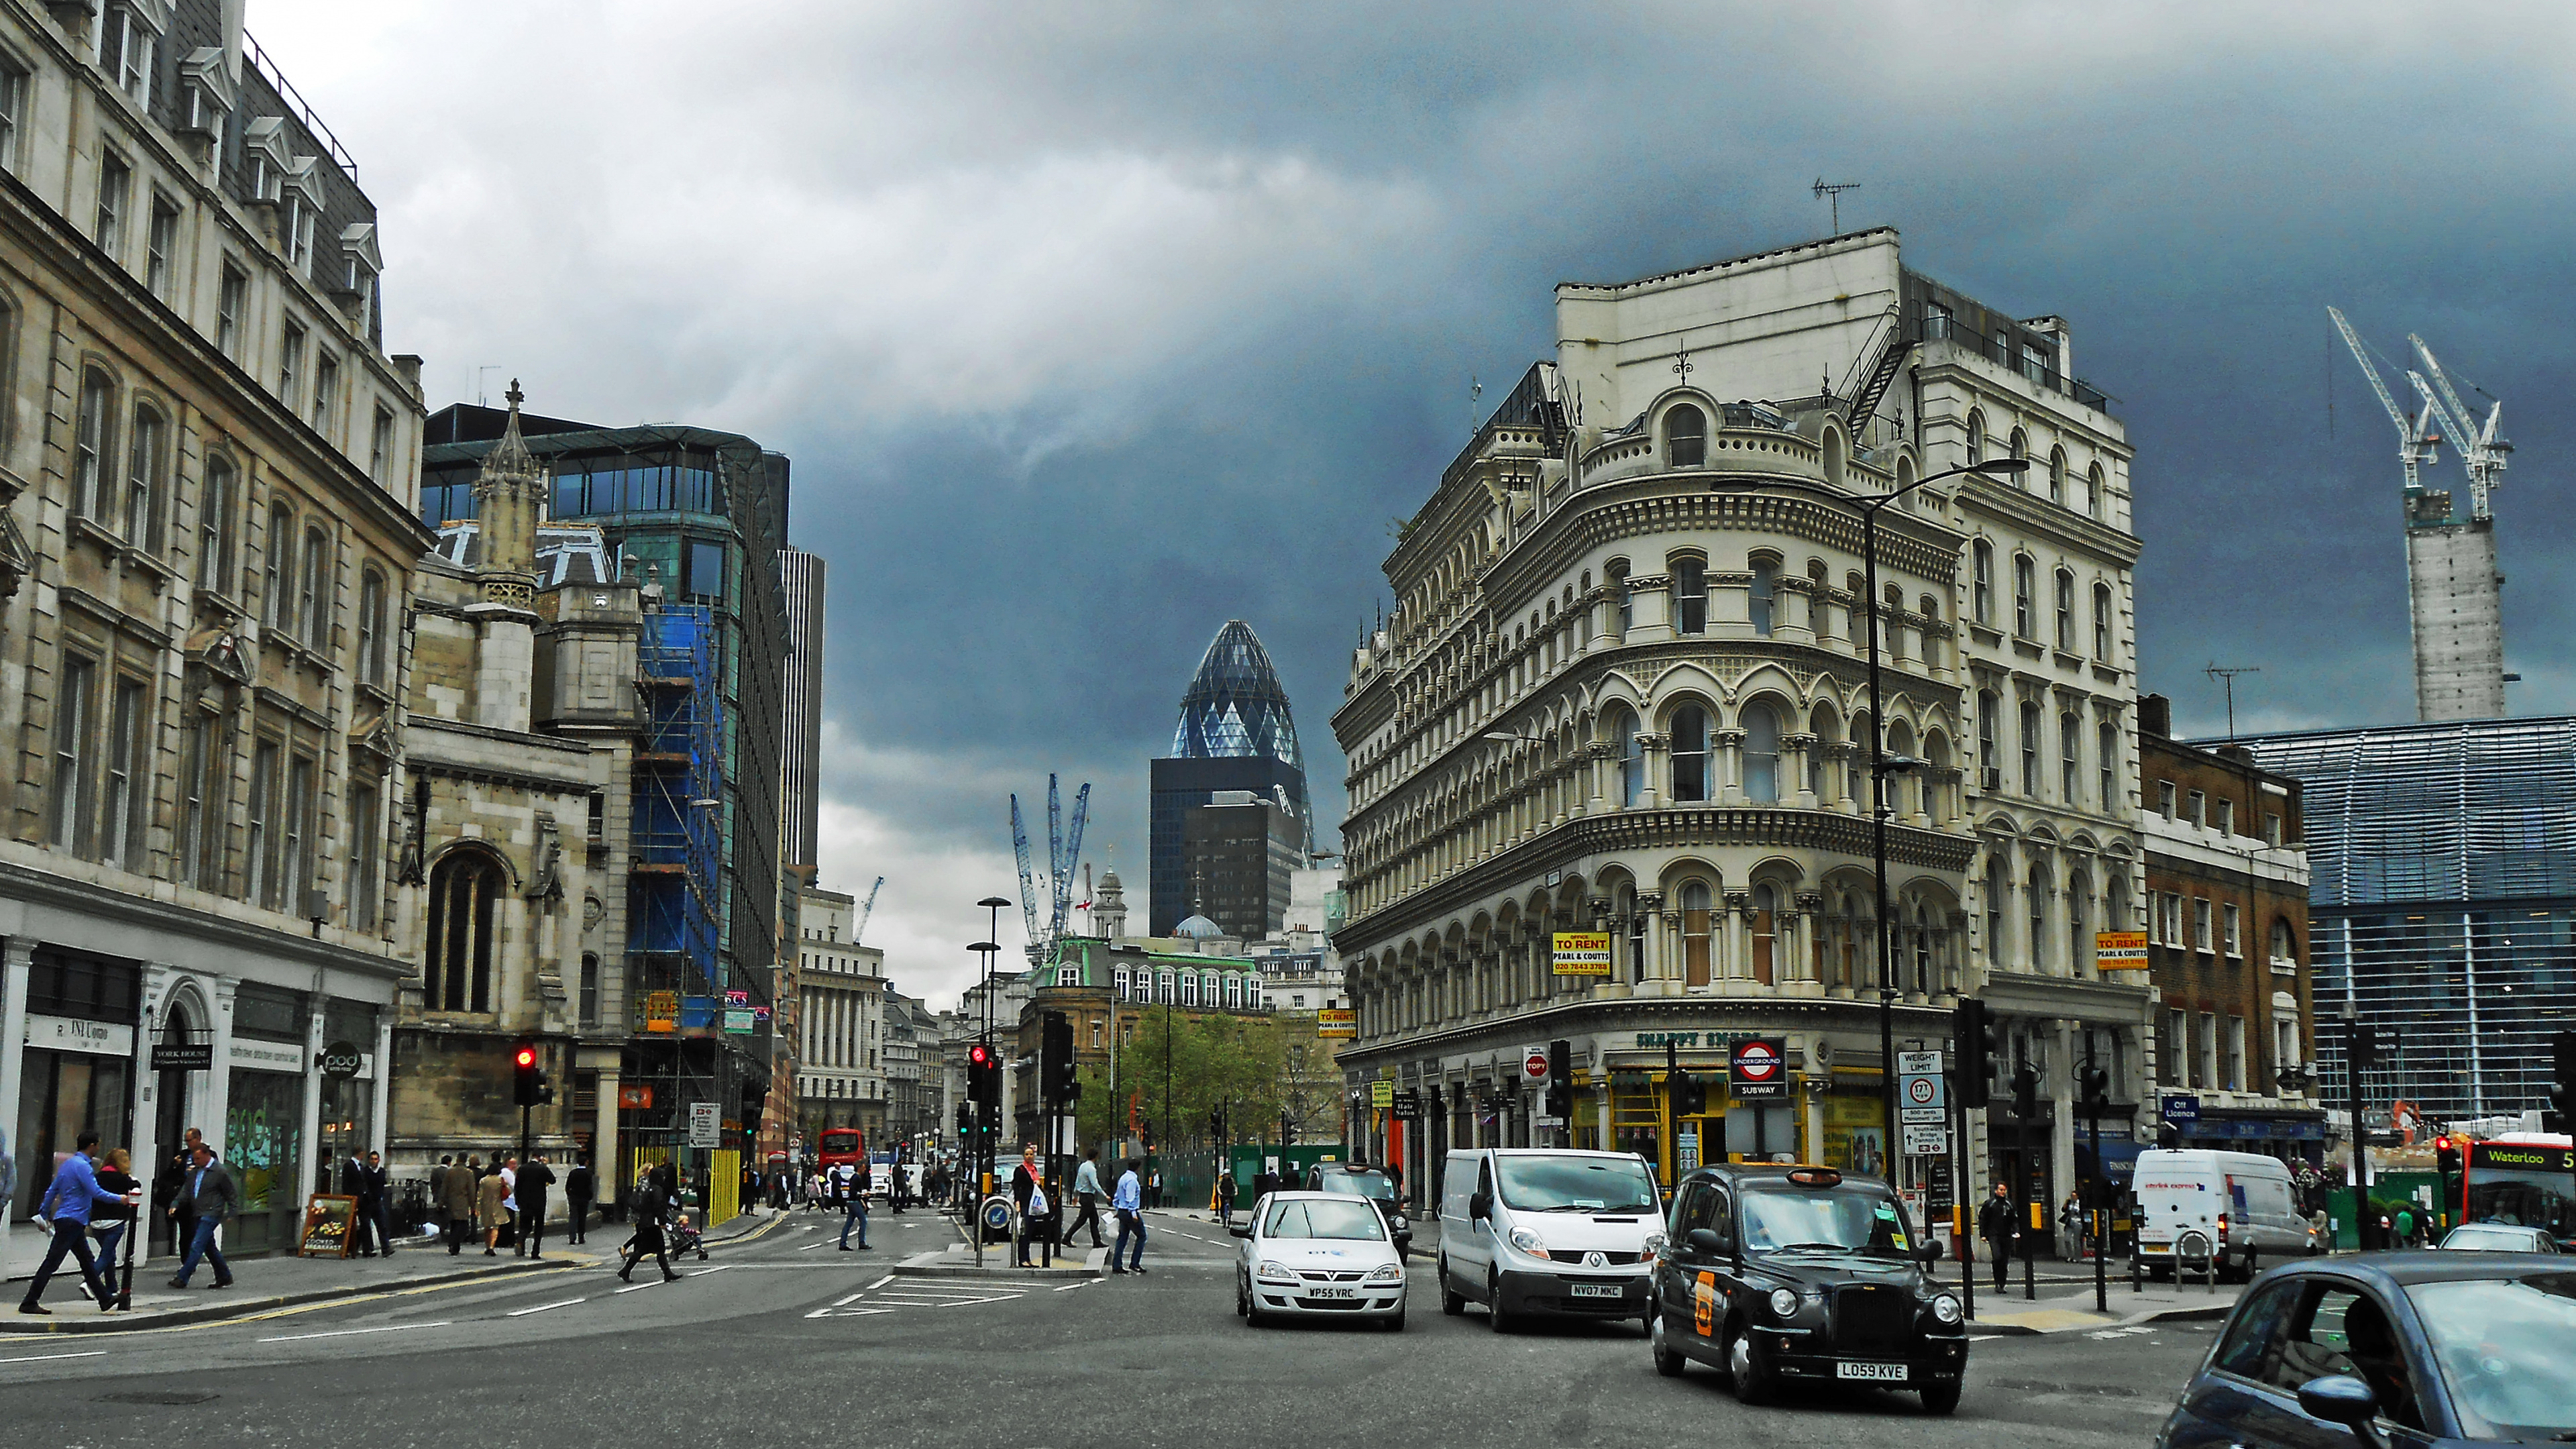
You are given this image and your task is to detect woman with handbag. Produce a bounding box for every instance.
[83,1149,139,1309]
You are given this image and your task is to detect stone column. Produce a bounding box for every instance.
[1597,1073,1613,1153]
[1635,733,1666,810]
[1635,892,1665,989]
[207,978,239,1159]
[1796,892,1827,984]
[370,1014,395,1157]
[1784,733,1819,808]
[1723,892,1751,981]
[131,968,171,1257]
[1827,741,1860,814]
[1714,729,1746,806]
[0,938,32,1190]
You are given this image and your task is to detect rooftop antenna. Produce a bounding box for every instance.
[1468,375,1483,439]
[475,366,501,408]
[1813,177,1861,233]
[2206,663,2261,742]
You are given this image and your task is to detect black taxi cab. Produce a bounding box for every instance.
[1649,1163,1969,1415]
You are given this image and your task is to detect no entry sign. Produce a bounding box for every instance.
[1730,1037,1788,1099]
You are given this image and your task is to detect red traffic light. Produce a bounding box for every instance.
[515,1046,537,1069]
[968,1043,991,1067]
[2433,1135,2451,1150]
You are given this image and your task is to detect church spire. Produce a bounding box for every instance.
[472,377,541,608]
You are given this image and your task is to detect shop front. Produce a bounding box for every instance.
[11,951,140,1226]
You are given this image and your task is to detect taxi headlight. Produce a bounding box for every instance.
[1391,1214,1408,1230]
[1768,1287,1801,1318]
[1508,1228,1550,1259]
[1931,1293,1963,1325]
[1366,1263,1405,1281]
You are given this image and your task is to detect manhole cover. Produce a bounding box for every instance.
[97,1391,219,1405]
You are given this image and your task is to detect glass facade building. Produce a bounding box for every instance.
[1150,622,1310,936]
[2238,716,2576,1124]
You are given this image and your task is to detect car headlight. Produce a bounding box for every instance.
[1367,1263,1405,1281]
[1642,1232,1668,1263]
[1931,1293,1962,1325]
[1768,1287,1801,1318]
[1508,1228,1550,1259]
[1391,1214,1407,1230]
[1256,1260,1295,1280]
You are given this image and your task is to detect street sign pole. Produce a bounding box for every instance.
[1951,1049,1972,1323]
[2088,1033,2106,1314]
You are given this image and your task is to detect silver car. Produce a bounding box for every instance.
[2436,1223,2561,1253]
[1233,1191,1407,1331]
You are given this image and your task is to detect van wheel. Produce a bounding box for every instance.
[1487,1270,1514,1333]
[1727,1321,1778,1406]
[1651,1312,1687,1377]
[1921,1383,1961,1415]
[1438,1258,1464,1316]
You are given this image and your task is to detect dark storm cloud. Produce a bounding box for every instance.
[255,0,2576,999]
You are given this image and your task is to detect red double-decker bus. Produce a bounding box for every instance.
[817,1128,866,1175]
[2458,1133,2575,1247]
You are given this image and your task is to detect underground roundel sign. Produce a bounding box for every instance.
[1730,1037,1788,1099]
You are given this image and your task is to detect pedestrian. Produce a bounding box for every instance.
[1977,1181,2019,1291]
[519,1153,556,1259]
[364,1150,395,1256]
[2308,1205,2331,1254]
[2060,1189,2084,1260]
[160,1128,205,1260]
[1065,1147,1108,1248]
[19,1132,136,1315]
[839,1163,872,1251]
[1253,1165,1276,1204]
[1110,1157,1146,1275]
[1147,1165,1163,1210]
[2393,1204,2416,1248]
[429,1153,451,1210]
[1216,1168,1238,1226]
[166,1140,239,1291]
[619,1165,682,1283]
[1011,1144,1044,1267]
[565,1153,594,1244]
[479,1158,511,1256]
[85,1148,142,1307]
[439,1150,478,1254]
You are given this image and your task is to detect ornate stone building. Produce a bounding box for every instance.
[1335,231,2153,1227]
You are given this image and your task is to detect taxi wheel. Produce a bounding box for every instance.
[1920,1383,1961,1415]
[1726,1322,1778,1406]
[1650,1311,1687,1377]
[1439,1258,1465,1316]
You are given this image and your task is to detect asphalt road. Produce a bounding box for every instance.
[0,1207,2210,1448]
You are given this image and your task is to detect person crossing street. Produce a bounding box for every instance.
[1066,1148,1108,1248]
[1110,1157,1146,1275]
[839,1163,871,1250]
[17,1132,134,1314]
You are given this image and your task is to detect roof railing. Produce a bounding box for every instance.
[241,32,359,181]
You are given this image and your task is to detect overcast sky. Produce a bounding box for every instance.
[255,1,2576,1008]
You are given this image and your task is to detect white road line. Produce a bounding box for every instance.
[259,1321,452,1343]
[612,1280,661,1294]
[799,1241,830,1250]
[866,1275,895,1289]
[505,1297,586,1317]
[1052,1280,1093,1291]
[831,1291,869,1307]
[694,1265,734,1277]
[0,1350,106,1364]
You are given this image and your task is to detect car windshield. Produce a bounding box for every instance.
[1324,1171,1396,1202]
[2406,1273,2576,1439]
[1263,1198,1387,1241]
[2442,1226,2539,1251]
[1739,1181,1917,1258]
[1493,1156,1659,1214]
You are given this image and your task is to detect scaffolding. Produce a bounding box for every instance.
[2241,716,2576,1124]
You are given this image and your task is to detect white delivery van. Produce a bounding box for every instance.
[2130,1148,2309,1280]
[1435,1148,1666,1332]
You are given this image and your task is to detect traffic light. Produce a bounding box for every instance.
[1042,1012,1078,1105]
[512,1044,540,1106]
[955,1103,971,1136]
[1670,1070,1707,1117]
[2548,1031,2576,1134]
[967,1040,998,1108]
[1957,998,2000,1109]
[2077,1064,2110,1120]
[2434,1135,2463,1179]
[2010,1063,2040,1120]
[1546,1038,1572,1120]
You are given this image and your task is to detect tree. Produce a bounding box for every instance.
[1076,1008,1291,1153]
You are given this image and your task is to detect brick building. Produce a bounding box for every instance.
[2136,694,2323,1162]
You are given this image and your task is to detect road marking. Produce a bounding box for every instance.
[694,1265,734,1277]
[259,1321,451,1342]
[0,1350,106,1364]
[866,1275,894,1290]
[804,1305,894,1318]
[613,1281,661,1294]
[1053,1280,1093,1291]
[505,1297,586,1317]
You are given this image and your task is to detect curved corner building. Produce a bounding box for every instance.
[1151,621,1313,936]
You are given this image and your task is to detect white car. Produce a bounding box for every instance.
[1233,1191,1407,1331]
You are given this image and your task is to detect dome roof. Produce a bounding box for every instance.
[1174,912,1224,940]
[1171,620,1301,768]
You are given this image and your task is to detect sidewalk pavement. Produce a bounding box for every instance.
[2,1210,780,1335]
[1966,1277,2245,1336]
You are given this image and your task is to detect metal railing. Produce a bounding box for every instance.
[242,32,359,180]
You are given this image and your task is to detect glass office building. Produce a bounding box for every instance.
[1150,621,1310,936]
[2238,716,2576,1123]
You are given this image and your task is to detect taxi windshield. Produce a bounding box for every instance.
[2406,1273,2576,1439]
[1326,1170,1396,1202]
[1494,1156,1659,1214]
[1739,1181,1916,1258]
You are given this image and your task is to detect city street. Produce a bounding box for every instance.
[0,1209,2213,1447]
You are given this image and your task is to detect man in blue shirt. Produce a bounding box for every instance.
[18,1130,135,1315]
[1110,1157,1146,1275]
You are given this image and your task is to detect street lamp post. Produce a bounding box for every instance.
[974,895,1011,1199]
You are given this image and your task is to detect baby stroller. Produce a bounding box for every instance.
[667,1210,709,1261]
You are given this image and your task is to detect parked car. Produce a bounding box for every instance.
[1232,1191,1407,1331]
[2435,1223,2561,1254]
[1648,1163,1966,1415]
[2132,1150,2309,1281]
[1436,1148,1666,1332]
[1304,1163,1411,1257]
[2156,1253,2576,1448]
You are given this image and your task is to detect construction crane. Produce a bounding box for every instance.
[2408,333,2509,521]
[1009,795,1042,950]
[851,875,884,947]
[1008,774,1094,963]
[2328,306,2439,491]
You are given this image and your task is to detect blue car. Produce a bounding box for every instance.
[2157,1252,2576,1448]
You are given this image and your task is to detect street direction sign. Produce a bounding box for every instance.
[2161,1093,2201,1122]
[1730,1037,1788,1099]
[687,1102,720,1147]
[1902,1124,1951,1157]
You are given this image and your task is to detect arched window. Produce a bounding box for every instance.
[2019,699,2041,795]
[2012,555,2036,638]
[358,570,388,688]
[264,503,294,630]
[2027,862,2049,973]
[1972,540,1994,625]
[2060,712,2080,802]
[1888,719,1919,814]
[2009,428,2030,469]
[125,403,165,547]
[1670,705,1709,802]
[1743,702,1780,804]
[198,456,237,592]
[2098,720,2118,809]
[1681,881,1713,987]
[2053,569,2075,651]
[73,368,115,522]
[2092,583,2113,660]
[1608,558,1633,635]
[1966,411,1984,465]
[2107,874,2132,932]
[1919,594,1943,667]
[2048,447,2066,506]
[425,850,503,1013]
[1181,973,1198,1008]
[1616,710,1643,807]
[2270,917,2297,968]
[301,527,330,643]
[1674,558,1707,635]
[1809,706,1839,801]
[1748,557,1778,637]
[1925,732,1951,820]
[1750,883,1777,986]
[2086,463,2104,519]
[1664,404,1706,468]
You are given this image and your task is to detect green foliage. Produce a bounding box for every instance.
[1077,1007,1289,1152]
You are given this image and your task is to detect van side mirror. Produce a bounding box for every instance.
[1469,1192,1492,1221]
[2296,1375,2382,1435]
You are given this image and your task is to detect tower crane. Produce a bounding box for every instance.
[851,875,884,947]
[1008,773,1095,963]
[2408,333,2509,522]
[2328,306,2439,491]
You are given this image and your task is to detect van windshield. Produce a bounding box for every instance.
[1739,1181,1916,1258]
[1494,1157,1659,1214]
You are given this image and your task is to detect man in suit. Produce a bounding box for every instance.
[360,1152,394,1256]
[162,1128,205,1259]
[438,1150,480,1254]
[564,1153,594,1244]
[167,1142,239,1289]
[517,1152,557,1259]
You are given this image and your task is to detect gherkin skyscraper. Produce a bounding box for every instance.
[1150,621,1311,937]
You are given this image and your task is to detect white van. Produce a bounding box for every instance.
[2130,1148,2310,1280]
[1435,1148,1666,1332]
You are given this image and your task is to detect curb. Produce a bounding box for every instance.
[0,1257,578,1336]
[1968,1298,2239,1337]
